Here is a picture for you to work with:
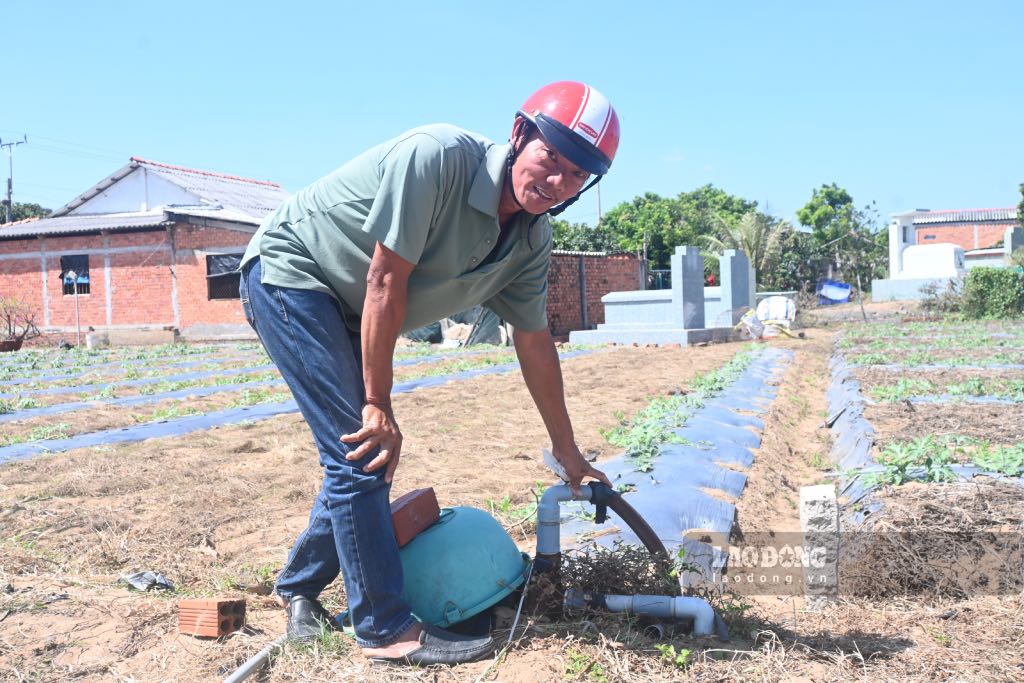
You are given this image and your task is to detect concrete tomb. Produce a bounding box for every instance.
[569,246,755,346]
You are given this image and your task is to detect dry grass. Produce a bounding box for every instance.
[842,479,1024,600]
[2,332,1023,681]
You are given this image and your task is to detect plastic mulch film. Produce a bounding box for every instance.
[557,349,793,585]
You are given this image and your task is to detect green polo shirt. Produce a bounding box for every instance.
[241,124,551,333]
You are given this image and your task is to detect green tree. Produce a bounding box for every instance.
[796,183,854,245]
[676,184,757,238]
[759,225,821,292]
[0,201,51,224]
[700,211,789,279]
[601,185,756,271]
[601,192,690,270]
[550,219,623,252]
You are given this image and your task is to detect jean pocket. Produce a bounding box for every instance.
[240,296,255,329]
[238,267,256,329]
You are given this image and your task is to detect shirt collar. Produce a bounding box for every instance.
[468,142,511,218]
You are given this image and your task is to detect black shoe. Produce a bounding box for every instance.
[286,595,335,642]
[369,623,495,666]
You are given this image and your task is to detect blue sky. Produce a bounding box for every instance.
[3,1,1022,229]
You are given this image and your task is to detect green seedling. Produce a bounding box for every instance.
[972,443,1024,476]
[565,647,608,682]
[654,643,692,670]
[870,378,934,402]
[865,436,956,485]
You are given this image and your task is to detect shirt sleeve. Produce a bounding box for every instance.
[361,134,446,265]
[484,220,552,332]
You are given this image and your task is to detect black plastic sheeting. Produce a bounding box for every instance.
[0,349,596,465]
[847,363,1024,372]
[907,395,1022,405]
[0,358,273,399]
[827,348,1024,528]
[0,352,268,390]
[0,379,283,424]
[0,349,493,402]
[557,348,794,584]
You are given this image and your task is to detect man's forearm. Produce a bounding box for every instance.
[361,273,407,406]
[513,327,575,450]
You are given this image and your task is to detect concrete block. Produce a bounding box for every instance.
[671,245,705,328]
[799,484,839,609]
[106,328,179,347]
[85,331,110,349]
[568,326,734,346]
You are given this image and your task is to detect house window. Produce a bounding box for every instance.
[59,255,90,295]
[923,234,936,240]
[902,225,910,242]
[206,253,243,300]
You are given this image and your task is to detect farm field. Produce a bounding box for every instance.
[1,316,1022,681]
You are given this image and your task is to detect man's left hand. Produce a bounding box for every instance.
[552,444,612,495]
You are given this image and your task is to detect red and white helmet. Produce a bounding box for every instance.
[517,81,620,176]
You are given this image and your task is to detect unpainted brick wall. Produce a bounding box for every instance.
[3,228,638,339]
[915,222,1015,251]
[0,224,253,332]
[172,225,253,330]
[546,253,641,338]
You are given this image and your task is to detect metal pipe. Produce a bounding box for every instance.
[222,634,287,683]
[565,590,718,637]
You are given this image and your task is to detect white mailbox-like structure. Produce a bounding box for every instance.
[895,243,966,280]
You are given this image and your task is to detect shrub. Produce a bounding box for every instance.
[0,297,41,342]
[919,279,963,314]
[961,267,1024,319]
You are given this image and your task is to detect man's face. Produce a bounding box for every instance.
[510,130,590,215]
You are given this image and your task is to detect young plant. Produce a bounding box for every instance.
[972,443,1024,476]
[654,643,692,670]
[867,436,956,485]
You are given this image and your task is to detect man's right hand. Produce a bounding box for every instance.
[341,402,403,484]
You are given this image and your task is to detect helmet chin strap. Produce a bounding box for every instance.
[548,175,602,218]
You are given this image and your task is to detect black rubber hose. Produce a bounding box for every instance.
[585,482,680,595]
[605,492,669,561]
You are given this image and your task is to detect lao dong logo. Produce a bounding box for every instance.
[726,544,828,570]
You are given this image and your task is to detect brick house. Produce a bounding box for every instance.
[0,158,289,340]
[899,207,1019,251]
[0,158,639,342]
[886,207,1022,278]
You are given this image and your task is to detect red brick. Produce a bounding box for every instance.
[390,487,441,547]
[178,598,246,637]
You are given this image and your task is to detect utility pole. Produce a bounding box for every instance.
[1,135,28,223]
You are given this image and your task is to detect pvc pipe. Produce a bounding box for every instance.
[222,634,287,683]
[565,590,717,636]
[535,482,669,564]
[536,484,594,556]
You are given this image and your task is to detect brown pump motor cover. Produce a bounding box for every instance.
[390,487,440,548]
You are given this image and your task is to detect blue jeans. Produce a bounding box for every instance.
[239,258,415,647]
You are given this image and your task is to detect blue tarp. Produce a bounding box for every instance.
[817,278,852,306]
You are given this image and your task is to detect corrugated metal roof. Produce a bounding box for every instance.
[133,158,289,218]
[0,211,171,240]
[913,207,1018,225]
[53,157,290,220]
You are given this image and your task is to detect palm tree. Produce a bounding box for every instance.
[701,211,790,276]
